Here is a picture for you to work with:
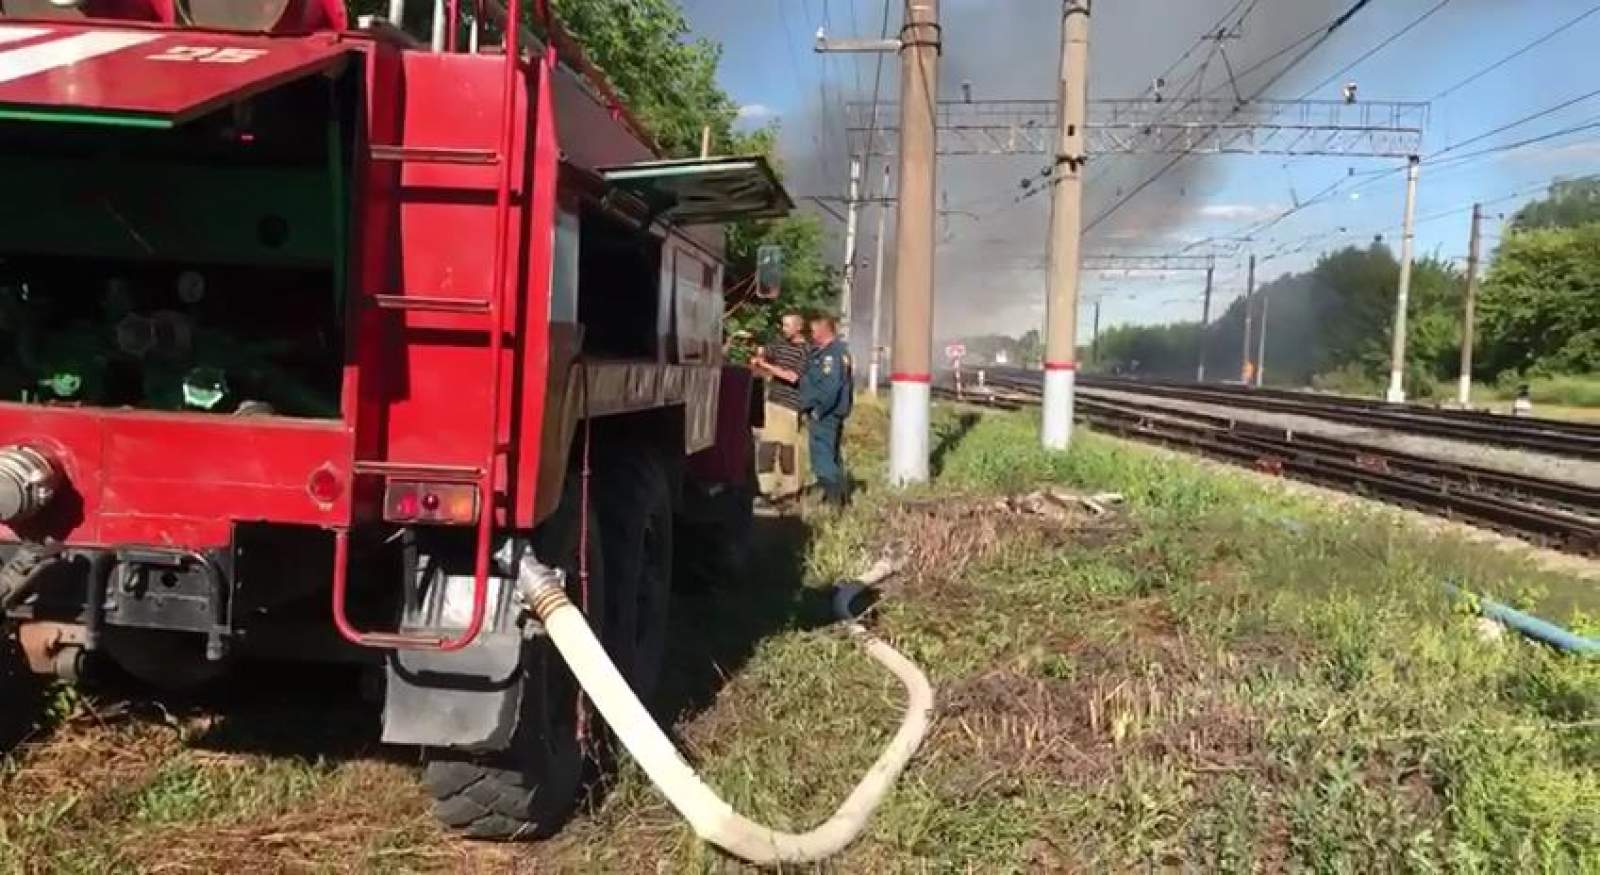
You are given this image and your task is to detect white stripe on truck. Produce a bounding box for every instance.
[0,31,159,85]
[0,25,50,46]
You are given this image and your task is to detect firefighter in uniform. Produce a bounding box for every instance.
[799,314,853,507]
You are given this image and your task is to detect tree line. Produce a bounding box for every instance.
[1084,178,1600,397]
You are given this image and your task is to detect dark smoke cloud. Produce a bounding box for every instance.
[744,1,1473,341]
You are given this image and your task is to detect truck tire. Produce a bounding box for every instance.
[674,460,755,591]
[424,472,608,840]
[594,450,673,704]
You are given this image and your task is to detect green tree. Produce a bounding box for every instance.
[1017,329,1042,368]
[549,0,737,158]
[548,1,836,348]
[1478,223,1600,376]
[1089,243,1462,395]
[1511,178,1600,232]
[723,210,839,349]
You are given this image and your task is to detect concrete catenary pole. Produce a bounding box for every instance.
[887,0,939,485]
[1457,202,1483,408]
[1386,154,1421,404]
[1255,281,1270,387]
[1042,0,1090,450]
[1196,263,1213,381]
[869,163,892,397]
[1240,254,1255,383]
[839,155,862,339]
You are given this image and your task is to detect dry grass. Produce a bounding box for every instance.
[0,694,460,874]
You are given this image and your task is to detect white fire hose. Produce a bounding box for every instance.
[517,556,933,866]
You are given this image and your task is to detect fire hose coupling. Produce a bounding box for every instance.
[0,445,61,523]
[514,555,572,623]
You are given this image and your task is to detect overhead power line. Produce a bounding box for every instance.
[1085,0,1378,233]
[1194,89,1600,255]
[1431,2,1600,101]
[1149,0,1251,90]
[1427,115,1600,169]
[1017,0,1268,219]
[857,0,894,183]
[1294,0,1453,101]
[1431,84,1600,159]
[1260,172,1600,262]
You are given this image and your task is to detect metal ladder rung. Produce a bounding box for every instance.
[370,145,501,165]
[373,295,492,315]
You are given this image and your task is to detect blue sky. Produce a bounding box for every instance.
[679,0,1600,342]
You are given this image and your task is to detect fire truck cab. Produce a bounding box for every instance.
[0,0,786,839]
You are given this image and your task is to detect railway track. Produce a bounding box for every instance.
[1077,375,1600,460]
[937,376,1600,556]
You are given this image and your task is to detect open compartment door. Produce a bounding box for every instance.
[598,155,794,225]
[0,23,351,127]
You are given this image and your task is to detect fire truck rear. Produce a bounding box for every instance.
[0,0,783,839]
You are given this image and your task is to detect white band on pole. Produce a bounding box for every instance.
[889,381,931,485]
[1042,367,1075,451]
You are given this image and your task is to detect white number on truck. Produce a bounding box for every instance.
[147,46,268,63]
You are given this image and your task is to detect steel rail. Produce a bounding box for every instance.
[1077,376,1600,459]
[938,373,1599,554]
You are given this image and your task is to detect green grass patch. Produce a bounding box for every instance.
[547,404,1600,871]
[1477,372,1600,408]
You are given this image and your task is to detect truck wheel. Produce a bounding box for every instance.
[0,623,41,752]
[424,473,607,840]
[595,451,673,704]
[674,461,755,592]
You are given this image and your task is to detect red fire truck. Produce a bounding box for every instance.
[0,0,784,839]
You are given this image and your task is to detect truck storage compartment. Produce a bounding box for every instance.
[0,59,355,419]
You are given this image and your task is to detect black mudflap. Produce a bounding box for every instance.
[381,553,527,751]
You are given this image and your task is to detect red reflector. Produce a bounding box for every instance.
[388,488,420,520]
[307,465,342,505]
[383,481,478,525]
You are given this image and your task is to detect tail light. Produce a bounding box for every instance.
[384,481,479,525]
[0,445,60,523]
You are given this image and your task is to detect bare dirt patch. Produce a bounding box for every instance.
[878,491,1130,595]
[936,596,1268,794]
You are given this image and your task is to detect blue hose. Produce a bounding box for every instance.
[1445,582,1600,656]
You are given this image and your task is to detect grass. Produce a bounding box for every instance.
[3,404,1598,872]
[1469,373,1600,418]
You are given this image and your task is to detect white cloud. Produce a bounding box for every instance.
[1195,203,1286,221]
[736,103,776,122]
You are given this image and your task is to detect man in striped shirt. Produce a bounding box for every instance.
[750,312,810,501]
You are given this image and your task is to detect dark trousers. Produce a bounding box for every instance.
[809,415,847,505]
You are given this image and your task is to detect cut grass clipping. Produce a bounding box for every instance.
[4,404,1598,872]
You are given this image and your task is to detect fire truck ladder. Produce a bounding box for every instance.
[332,0,531,652]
